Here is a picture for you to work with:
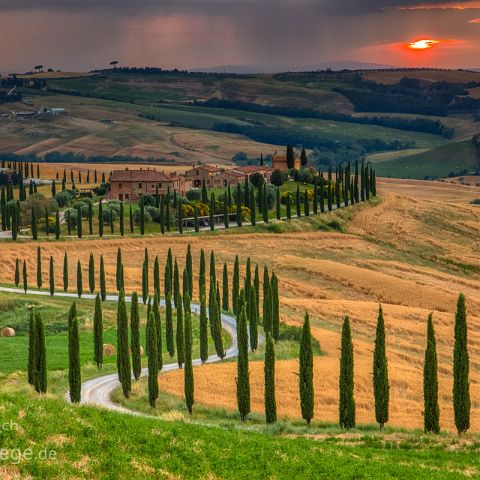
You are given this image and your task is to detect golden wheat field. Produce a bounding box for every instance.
[1,179,480,432]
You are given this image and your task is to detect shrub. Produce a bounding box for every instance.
[55,191,73,207]
[134,209,152,224]
[250,172,264,189]
[271,169,285,187]
[186,189,201,202]
[138,194,155,207]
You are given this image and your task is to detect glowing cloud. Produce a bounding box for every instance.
[407,39,440,49]
[469,17,480,21]
[399,1,480,9]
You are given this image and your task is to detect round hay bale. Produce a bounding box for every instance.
[103,343,116,356]
[1,327,15,337]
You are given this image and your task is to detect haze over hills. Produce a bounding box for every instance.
[192,61,400,74]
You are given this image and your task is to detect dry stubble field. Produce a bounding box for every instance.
[1,178,479,432]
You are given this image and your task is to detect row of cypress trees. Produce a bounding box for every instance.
[5,161,376,240]
[297,294,469,434]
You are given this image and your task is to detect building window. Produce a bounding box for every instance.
[138,183,142,189]
[158,183,162,188]
[119,183,122,189]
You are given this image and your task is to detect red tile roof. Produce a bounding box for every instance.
[233,166,272,173]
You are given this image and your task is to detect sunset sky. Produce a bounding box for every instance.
[0,0,479,72]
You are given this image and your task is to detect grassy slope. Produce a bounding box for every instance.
[1,391,480,479]
[0,292,231,373]
[374,140,478,179]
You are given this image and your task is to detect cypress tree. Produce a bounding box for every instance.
[232,255,240,314]
[77,205,83,238]
[248,283,258,352]
[99,255,106,301]
[223,192,229,229]
[244,175,249,205]
[199,290,208,363]
[68,303,81,403]
[186,244,193,297]
[36,246,42,289]
[176,293,184,368]
[253,264,259,314]
[165,248,173,298]
[142,260,149,304]
[49,256,55,296]
[313,180,318,214]
[244,257,252,305]
[146,312,159,407]
[222,262,229,311]
[275,187,281,220]
[153,256,160,299]
[63,252,68,292]
[130,292,141,380]
[236,302,250,421]
[199,249,206,297]
[173,259,180,307]
[45,208,49,236]
[339,315,355,429]
[153,293,163,371]
[15,258,20,287]
[55,209,60,239]
[129,205,134,234]
[116,290,131,398]
[360,161,365,202]
[296,185,301,217]
[453,293,470,434]
[93,293,103,369]
[424,313,440,434]
[209,250,217,286]
[27,311,35,385]
[165,292,174,357]
[215,282,224,359]
[98,200,104,237]
[209,192,215,231]
[86,201,92,235]
[250,188,256,226]
[201,178,208,203]
[184,293,194,414]
[264,332,277,424]
[34,314,47,394]
[299,313,314,425]
[88,253,95,294]
[66,209,71,236]
[373,305,389,430]
[165,190,171,231]
[31,208,37,240]
[115,248,122,291]
[286,192,292,219]
[120,201,124,236]
[262,184,269,223]
[76,260,83,298]
[178,200,183,233]
[304,191,310,217]
[262,267,271,332]
[271,273,280,341]
[236,183,242,227]
[140,201,145,235]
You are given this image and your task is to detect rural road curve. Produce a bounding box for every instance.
[0,286,252,417]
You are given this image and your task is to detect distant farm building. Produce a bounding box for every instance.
[109,168,187,201]
[185,164,272,188]
[272,151,300,171]
[184,164,221,188]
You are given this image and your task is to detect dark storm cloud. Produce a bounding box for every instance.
[0,0,476,14]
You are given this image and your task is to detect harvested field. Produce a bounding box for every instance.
[363,69,480,85]
[1,179,480,431]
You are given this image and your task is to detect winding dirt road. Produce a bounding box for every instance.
[0,286,246,416]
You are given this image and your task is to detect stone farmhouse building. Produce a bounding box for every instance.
[109,168,187,201]
[272,151,300,171]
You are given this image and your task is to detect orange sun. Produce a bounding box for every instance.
[407,39,440,50]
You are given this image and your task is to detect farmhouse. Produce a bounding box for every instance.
[272,151,300,171]
[184,164,221,188]
[109,168,187,201]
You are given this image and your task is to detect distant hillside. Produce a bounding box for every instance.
[192,61,399,74]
